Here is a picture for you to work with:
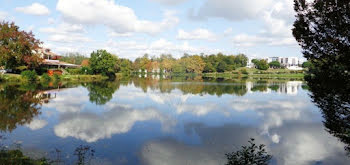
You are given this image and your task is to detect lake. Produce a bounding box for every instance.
[0,77,349,165]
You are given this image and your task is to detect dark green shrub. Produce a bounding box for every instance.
[21,70,38,82]
[41,73,51,82]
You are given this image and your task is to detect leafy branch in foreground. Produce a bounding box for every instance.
[225,138,272,165]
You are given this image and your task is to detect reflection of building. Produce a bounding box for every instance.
[246,81,303,95]
[277,81,303,95]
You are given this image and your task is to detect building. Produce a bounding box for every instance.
[36,48,79,69]
[248,56,304,70]
[35,48,80,75]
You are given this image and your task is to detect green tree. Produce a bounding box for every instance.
[89,50,117,76]
[252,59,269,70]
[203,63,216,73]
[293,0,350,80]
[0,22,42,70]
[85,82,120,105]
[269,61,281,69]
[217,61,227,72]
[302,61,312,68]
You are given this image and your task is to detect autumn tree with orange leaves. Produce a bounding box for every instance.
[0,22,42,70]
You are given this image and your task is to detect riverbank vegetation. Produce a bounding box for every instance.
[0,21,307,84]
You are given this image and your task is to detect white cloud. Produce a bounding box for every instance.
[15,3,50,16]
[54,105,176,142]
[189,0,274,21]
[177,28,217,41]
[232,33,296,47]
[40,22,91,43]
[105,39,222,59]
[25,119,48,130]
[109,31,133,37]
[56,0,179,35]
[43,88,89,113]
[47,18,56,25]
[149,0,189,6]
[0,11,8,20]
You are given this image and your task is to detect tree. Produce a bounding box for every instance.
[217,61,227,72]
[60,52,88,65]
[293,0,350,80]
[302,61,312,68]
[252,59,269,70]
[185,55,205,73]
[225,138,272,165]
[203,63,216,73]
[269,61,281,69]
[89,50,117,76]
[293,0,350,155]
[0,22,42,70]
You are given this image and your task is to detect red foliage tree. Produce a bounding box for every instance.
[0,21,43,70]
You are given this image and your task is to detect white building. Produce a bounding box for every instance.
[247,56,305,69]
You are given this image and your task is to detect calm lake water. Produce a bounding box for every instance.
[0,77,349,165]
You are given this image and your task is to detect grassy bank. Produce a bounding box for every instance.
[0,73,108,83]
[202,68,305,79]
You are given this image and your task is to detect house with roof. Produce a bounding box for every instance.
[35,48,80,75]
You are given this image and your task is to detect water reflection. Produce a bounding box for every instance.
[0,77,349,164]
[0,85,42,132]
[306,73,350,156]
[54,104,175,143]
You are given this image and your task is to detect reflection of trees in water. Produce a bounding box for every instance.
[225,138,272,165]
[83,81,120,105]
[0,140,95,165]
[0,86,42,132]
[0,82,82,133]
[307,74,350,155]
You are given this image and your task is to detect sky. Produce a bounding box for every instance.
[0,0,304,60]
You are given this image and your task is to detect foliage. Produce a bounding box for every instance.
[0,85,42,132]
[0,22,42,70]
[21,70,38,82]
[0,148,50,165]
[269,61,281,68]
[217,61,227,73]
[293,0,350,155]
[67,68,83,75]
[119,59,133,74]
[60,52,88,65]
[302,61,312,68]
[203,63,216,73]
[81,59,89,67]
[84,82,120,105]
[225,138,272,165]
[240,68,249,75]
[81,67,93,75]
[132,53,248,74]
[53,74,60,81]
[89,50,118,76]
[41,73,51,82]
[293,0,350,80]
[252,59,269,70]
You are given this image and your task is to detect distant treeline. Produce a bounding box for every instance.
[61,51,248,75]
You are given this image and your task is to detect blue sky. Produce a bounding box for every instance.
[0,0,304,60]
